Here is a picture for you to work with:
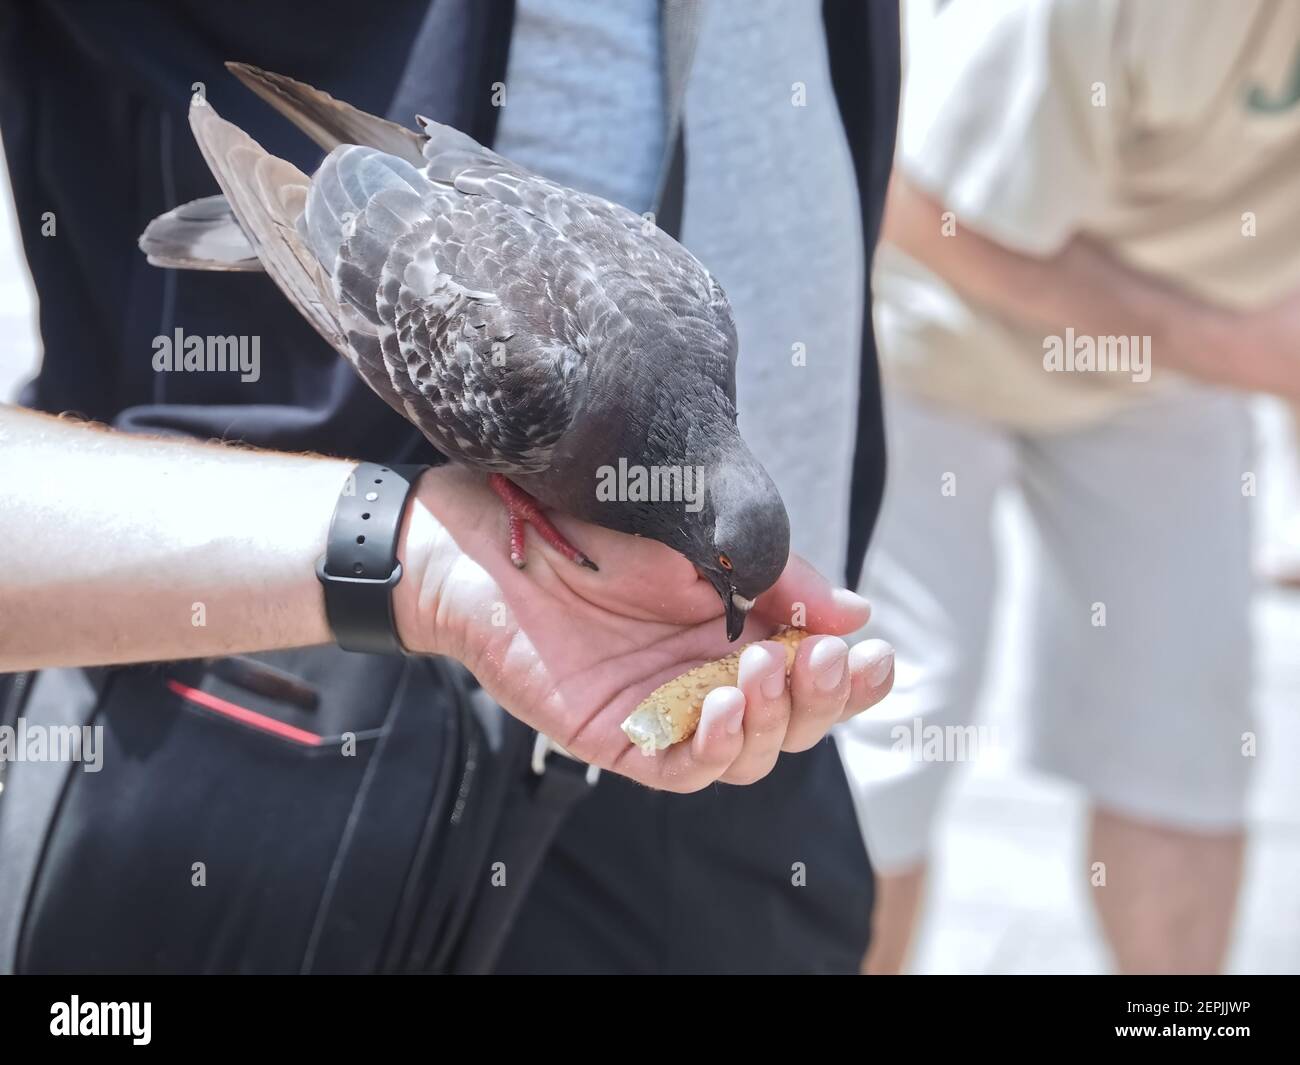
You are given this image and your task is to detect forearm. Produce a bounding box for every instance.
[0,406,354,669]
[884,172,1287,392]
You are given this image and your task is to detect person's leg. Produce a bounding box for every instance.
[1019,385,1253,974]
[838,391,1013,974]
[1088,806,1244,974]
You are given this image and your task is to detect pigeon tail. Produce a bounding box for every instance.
[224,62,512,181]
[185,95,344,349]
[224,62,426,164]
[138,194,262,272]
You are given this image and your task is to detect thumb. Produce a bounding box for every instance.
[753,553,872,636]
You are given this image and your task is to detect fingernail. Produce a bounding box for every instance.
[855,639,894,687]
[740,646,783,701]
[811,638,848,691]
[702,687,745,736]
[831,587,870,615]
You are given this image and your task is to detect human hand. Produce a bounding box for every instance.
[1188,291,1300,398]
[395,465,894,792]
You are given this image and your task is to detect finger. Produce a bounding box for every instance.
[616,686,745,793]
[754,553,871,635]
[689,685,748,768]
[719,642,793,784]
[838,638,895,722]
[784,634,851,752]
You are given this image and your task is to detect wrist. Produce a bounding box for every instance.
[1166,302,1289,393]
[1188,304,1242,373]
[392,467,460,659]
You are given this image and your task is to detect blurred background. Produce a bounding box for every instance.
[841,0,1300,974]
[917,457,1300,974]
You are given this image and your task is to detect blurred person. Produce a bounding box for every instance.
[0,0,900,973]
[840,0,1300,974]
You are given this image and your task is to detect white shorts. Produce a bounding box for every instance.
[836,385,1255,872]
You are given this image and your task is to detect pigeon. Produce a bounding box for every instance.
[141,64,790,641]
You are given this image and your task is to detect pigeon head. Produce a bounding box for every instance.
[683,437,791,641]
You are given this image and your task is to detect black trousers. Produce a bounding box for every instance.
[497,740,873,974]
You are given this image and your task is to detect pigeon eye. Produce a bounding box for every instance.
[718,553,733,571]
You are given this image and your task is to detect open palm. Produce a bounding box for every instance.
[395,466,894,791]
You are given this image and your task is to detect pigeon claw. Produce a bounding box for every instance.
[489,473,598,573]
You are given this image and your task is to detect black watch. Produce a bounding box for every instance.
[315,462,429,655]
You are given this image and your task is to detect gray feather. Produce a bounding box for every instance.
[138,194,261,271]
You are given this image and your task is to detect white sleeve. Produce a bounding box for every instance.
[898,0,1126,255]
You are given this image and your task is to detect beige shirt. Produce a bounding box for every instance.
[878,0,1300,429]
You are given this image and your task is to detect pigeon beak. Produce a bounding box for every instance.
[700,568,753,642]
[725,589,754,642]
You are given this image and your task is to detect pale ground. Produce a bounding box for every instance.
[1,154,1295,975]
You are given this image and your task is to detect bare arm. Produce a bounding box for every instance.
[1,407,355,668]
[0,404,894,792]
[885,172,1300,397]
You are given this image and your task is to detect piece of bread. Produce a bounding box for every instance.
[621,628,810,755]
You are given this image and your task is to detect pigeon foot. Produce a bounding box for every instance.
[488,474,599,572]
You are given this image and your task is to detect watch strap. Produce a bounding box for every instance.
[315,462,428,655]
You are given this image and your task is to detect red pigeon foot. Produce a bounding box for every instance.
[488,473,598,572]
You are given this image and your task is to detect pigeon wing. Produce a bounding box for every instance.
[429,147,739,404]
[331,182,590,475]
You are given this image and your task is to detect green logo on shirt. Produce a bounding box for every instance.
[1247,48,1300,112]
